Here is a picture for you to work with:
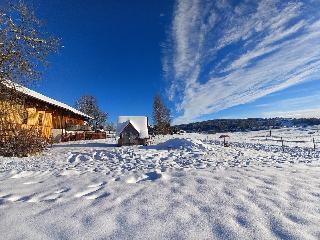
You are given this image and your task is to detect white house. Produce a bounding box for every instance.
[116,116,149,146]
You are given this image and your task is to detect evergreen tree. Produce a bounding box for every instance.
[153,94,171,134]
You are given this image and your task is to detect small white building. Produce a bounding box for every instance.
[116,116,149,146]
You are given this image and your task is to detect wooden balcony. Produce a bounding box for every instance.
[65,125,92,131]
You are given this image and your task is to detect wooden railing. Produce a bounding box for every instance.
[61,132,106,142]
[65,125,92,131]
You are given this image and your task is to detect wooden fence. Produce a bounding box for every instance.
[61,132,107,142]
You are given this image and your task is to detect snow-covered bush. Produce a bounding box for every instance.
[0,128,47,157]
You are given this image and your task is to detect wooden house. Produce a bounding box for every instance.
[0,83,92,142]
[116,116,149,146]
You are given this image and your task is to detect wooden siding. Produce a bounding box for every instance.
[118,123,147,146]
[1,96,87,141]
[52,111,85,129]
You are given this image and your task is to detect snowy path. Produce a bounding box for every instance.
[1,133,320,239]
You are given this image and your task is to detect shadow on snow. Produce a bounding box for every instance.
[52,143,117,148]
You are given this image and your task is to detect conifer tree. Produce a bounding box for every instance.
[153,94,171,134]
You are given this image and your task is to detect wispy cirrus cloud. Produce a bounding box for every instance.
[163,0,320,124]
[263,108,320,118]
[260,92,320,118]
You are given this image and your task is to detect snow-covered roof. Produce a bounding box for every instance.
[116,116,149,139]
[5,82,92,119]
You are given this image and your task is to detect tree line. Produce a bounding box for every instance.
[175,118,320,133]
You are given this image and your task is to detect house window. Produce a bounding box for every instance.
[38,113,44,126]
[22,110,28,125]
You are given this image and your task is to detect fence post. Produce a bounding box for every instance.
[281,137,284,152]
[313,138,316,151]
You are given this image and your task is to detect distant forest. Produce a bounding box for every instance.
[175,118,320,133]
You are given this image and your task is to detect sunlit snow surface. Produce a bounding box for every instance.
[1,127,320,239]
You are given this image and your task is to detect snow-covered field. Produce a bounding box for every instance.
[1,127,320,239]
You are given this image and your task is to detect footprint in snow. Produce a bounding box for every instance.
[85,192,110,200]
[87,181,106,188]
[23,181,40,185]
[74,186,103,198]
[54,187,70,194]
[68,154,93,164]
[26,191,64,203]
[68,154,77,163]
[5,194,36,203]
[138,171,162,182]
[39,193,62,202]
[76,154,93,162]
[10,171,34,179]
[74,182,110,200]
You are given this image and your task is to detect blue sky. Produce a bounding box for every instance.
[29,0,320,124]
[32,0,173,123]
